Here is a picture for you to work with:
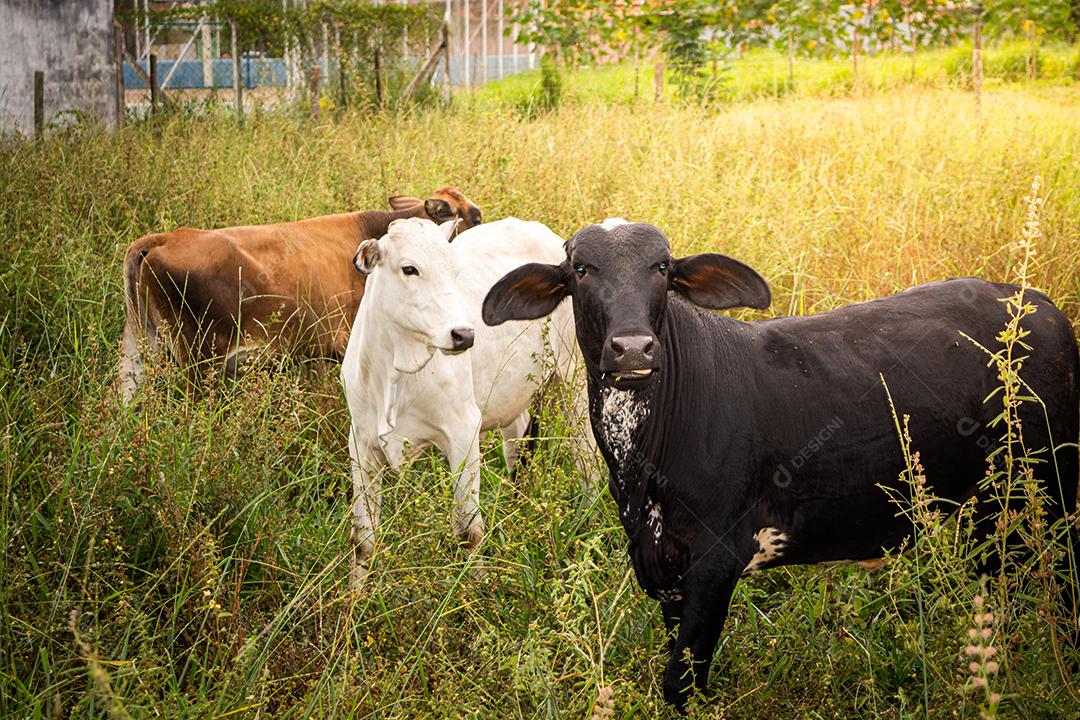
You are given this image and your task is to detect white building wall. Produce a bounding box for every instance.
[0,0,117,134]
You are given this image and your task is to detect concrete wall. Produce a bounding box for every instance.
[0,0,117,134]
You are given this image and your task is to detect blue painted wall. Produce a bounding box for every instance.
[125,55,533,90]
[124,58,286,89]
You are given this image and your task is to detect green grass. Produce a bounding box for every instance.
[470,41,1080,110]
[2,76,1080,718]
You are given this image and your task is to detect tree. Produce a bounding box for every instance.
[983,0,1075,78]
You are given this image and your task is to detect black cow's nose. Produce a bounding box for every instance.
[610,334,655,370]
[450,327,475,351]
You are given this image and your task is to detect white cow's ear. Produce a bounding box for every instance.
[354,238,384,275]
[439,218,462,241]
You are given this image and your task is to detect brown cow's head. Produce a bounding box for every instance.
[388,187,483,235]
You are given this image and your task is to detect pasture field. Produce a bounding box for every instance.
[471,42,1080,109]
[2,78,1080,718]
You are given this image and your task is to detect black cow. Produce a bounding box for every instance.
[483,219,1080,710]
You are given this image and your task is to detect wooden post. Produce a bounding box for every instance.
[653,60,663,103]
[482,0,488,85]
[148,53,159,112]
[230,20,243,119]
[124,48,169,107]
[309,64,321,120]
[1026,21,1037,80]
[787,30,794,87]
[464,0,471,88]
[443,0,452,94]
[113,22,125,126]
[972,9,983,108]
[910,23,917,82]
[442,22,451,97]
[402,30,449,102]
[512,22,519,73]
[202,17,213,88]
[335,23,345,108]
[851,26,859,82]
[497,0,504,80]
[373,48,383,107]
[33,71,44,139]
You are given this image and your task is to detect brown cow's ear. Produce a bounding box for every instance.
[483,262,571,326]
[669,253,770,311]
[388,195,422,211]
[425,198,455,222]
[354,238,384,275]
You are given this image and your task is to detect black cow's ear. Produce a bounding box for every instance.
[482,262,571,326]
[669,253,771,311]
[424,198,454,222]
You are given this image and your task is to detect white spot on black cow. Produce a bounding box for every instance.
[743,527,788,575]
[599,217,631,230]
[655,588,683,602]
[598,386,648,480]
[645,497,663,540]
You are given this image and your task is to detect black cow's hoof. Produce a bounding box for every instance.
[663,685,689,714]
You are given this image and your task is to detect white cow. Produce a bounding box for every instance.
[341,216,588,589]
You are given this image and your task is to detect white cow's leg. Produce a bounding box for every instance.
[555,361,604,492]
[349,428,386,591]
[119,316,158,406]
[118,318,144,405]
[445,411,484,551]
[500,410,532,474]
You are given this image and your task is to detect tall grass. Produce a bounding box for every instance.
[2,83,1079,717]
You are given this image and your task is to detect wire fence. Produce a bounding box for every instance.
[124,0,538,104]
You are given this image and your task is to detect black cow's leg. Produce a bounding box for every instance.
[662,569,738,711]
[1061,525,1080,645]
[660,600,682,654]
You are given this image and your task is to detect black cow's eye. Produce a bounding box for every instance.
[402,265,419,276]
[658,261,669,273]
[574,264,587,278]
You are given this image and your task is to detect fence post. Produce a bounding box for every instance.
[202,17,213,88]
[787,30,794,87]
[464,0,471,88]
[653,60,663,103]
[230,20,243,119]
[851,26,859,83]
[149,53,159,113]
[442,22,451,97]
[374,48,383,107]
[113,23,125,126]
[909,23,918,82]
[497,0,504,80]
[1026,21,1037,80]
[972,7,983,109]
[33,70,44,139]
[309,64,321,120]
[482,0,488,85]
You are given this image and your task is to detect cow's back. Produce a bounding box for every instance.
[451,218,576,428]
[127,214,365,361]
[734,277,1079,563]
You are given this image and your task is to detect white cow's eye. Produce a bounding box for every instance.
[402,265,419,277]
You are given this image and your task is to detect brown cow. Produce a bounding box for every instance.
[118,187,482,404]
